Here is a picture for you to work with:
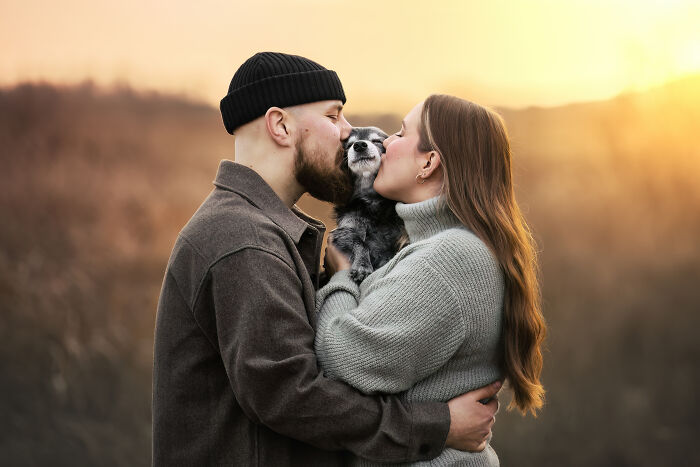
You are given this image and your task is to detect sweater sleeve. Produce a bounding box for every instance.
[314,251,467,394]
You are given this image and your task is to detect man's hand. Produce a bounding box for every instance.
[445,381,502,452]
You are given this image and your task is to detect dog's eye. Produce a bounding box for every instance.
[372,140,383,144]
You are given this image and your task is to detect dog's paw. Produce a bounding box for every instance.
[350,264,373,283]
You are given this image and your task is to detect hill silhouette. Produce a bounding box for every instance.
[0,77,698,466]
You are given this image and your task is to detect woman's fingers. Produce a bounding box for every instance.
[324,236,352,272]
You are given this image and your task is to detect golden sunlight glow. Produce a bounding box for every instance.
[1,0,699,111]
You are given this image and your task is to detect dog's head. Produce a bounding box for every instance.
[342,127,388,179]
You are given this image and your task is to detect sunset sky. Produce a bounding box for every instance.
[2,0,699,113]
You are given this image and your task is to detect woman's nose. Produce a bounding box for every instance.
[383,135,393,149]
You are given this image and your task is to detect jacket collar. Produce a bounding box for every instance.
[213,160,324,243]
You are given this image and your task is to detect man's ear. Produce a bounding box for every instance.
[264,107,294,147]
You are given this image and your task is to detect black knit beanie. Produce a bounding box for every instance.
[220,52,346,134]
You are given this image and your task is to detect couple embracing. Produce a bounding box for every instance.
[152,52,546,466]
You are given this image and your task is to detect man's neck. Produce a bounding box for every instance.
[234,129,305,208]
[234,156,304,208]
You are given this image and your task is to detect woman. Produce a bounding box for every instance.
[314,94,546,466]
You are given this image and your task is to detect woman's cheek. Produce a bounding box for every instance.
[374,163,389,195]
[373,167,384,190]
[384,147,395,161]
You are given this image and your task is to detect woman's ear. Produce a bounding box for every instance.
[265,107,294,147]
[422,151,442,177]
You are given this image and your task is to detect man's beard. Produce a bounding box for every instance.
[294,135,352,204]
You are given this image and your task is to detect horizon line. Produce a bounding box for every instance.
[2,72,699,114]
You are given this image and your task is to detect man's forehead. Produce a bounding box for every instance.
[320,100,343,111]
[285,99,343,115]
[308,100,343,112]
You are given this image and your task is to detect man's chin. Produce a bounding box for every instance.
[303,172,352,204]
[316,190,350,205]
[294,143,352,205]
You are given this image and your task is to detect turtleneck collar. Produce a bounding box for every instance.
[395,195,464,243]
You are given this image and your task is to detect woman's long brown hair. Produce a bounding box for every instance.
[418,94,546,416]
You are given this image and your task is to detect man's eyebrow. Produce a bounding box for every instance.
[326,104,343,113]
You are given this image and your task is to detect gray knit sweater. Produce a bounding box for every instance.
[315,195,505,467]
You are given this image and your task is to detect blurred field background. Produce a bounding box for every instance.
[1,75,698,466]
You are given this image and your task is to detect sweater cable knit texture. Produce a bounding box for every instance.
[315,196,505,466]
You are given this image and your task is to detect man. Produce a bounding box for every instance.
[152,52,501,466]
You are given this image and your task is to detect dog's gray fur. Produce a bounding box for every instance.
[328,126,406,284]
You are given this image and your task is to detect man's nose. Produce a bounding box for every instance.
[339,115,352,140]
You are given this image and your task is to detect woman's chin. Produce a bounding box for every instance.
[373,178,385,196]
[374,183,396,201]
[374,174,400,201]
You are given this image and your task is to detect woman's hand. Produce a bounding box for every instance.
[323,233,351,277]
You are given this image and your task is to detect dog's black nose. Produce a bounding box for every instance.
[353,141,368,152]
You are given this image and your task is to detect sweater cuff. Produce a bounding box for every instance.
[327,269,359,291]
[408,401,450,461]
[315,269,360,314]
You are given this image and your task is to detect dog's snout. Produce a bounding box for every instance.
[353,141,368,152]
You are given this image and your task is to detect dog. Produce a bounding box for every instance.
[326,126,407,284]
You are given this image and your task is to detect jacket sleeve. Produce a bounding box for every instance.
[314,256,467,395]
[210,246,450,463]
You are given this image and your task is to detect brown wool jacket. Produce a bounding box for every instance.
[152,160,450,466]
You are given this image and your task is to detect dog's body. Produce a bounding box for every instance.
[329,127,406,284]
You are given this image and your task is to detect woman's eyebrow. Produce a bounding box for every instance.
[326,104,343,113]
